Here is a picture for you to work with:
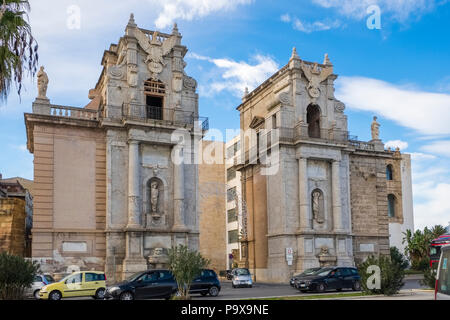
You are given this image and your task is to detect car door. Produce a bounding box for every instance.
[326,269,342,290]
[84,272,102,296]
[134,271,161,299]
[62,273,83,297]
[157,271,176,297]
[341,268,353,289]
[191,270,206,293]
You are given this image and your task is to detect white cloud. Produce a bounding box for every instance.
[421,140,450,158]
[280,13,291,23]
[385,140,408,150]
[312,0,446,22]
[292,18,341,33]
[190,53,279,97]
[409,152,437,161]
[413,181,450,230]
[154,0,253,29]
[336,76,450,135]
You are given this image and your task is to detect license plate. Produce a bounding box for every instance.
[300,284,306,287]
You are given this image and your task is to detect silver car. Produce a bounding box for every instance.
[232,268,253,288]
[27,274,55,299]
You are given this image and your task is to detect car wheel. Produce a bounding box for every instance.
[232,284,236,289]
[316,283,326,293]
[95,288,106,300]
[300,290,308,293]
[34,290,40,300]
[119,291,134,301]
[248,285,252,288]
[352,281,361,291]
[209,286,219,297]
[49,290,62,301]
[336,288,342,292]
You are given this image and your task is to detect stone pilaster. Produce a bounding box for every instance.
[127,140,141,228]
[298,157,310,231]
[173,145,187,231]
[332,160,343,231]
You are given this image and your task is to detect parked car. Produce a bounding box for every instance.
[436,245,450,300]
[290,268,322,287]
[190,269,221,297]
[105,269,177,300]
[39,271,106,300]
[294,267,361,293]
[26,274,55,299]
[231,268,253,288]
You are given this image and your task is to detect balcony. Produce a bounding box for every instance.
[32,103,99,121]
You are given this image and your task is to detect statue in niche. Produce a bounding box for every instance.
[317,246,337,267]
[312,190,325,224]
[371,116,380,140]
[150,181,159,213]
[37,66,49,99]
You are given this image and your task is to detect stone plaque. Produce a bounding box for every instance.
[62,242,87,253]
[338,239,346,253]
[360,243,375,252]
[305,239,313,253]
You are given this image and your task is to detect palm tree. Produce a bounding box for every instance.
[0,0,38,103]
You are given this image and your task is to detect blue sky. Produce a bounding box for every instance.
[0,0,449,230]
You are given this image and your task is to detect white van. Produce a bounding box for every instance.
[436,245,450,300]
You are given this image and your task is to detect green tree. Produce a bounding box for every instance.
[402,225,446,271]
[390,247,409,270]
[358,255,405,296]
[0,0,38,103]
[168,245,209,300]
[0,252,40,300]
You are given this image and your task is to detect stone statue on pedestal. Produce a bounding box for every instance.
[37,66,49,99]
[150,181,159,213]
[371,116,380,140]
[148,248,169,269]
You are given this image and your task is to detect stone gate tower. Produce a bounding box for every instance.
[25,15,207,281]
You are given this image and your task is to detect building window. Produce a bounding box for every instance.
[272,114,278,129]
[386,165,393,180]
[226,141,241,159]
[227,168,236,181]
[228,229,239,244]
[388,194,396,217]
[145,79,165,120]
[227,208,238,223]
[227,187,236,202]
[307,104,321,138]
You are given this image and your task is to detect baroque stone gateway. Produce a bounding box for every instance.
[24,16,413,283]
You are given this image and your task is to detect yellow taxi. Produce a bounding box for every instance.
[39,271,106,300]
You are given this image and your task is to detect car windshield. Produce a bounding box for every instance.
[235,269,250,276]
[127,272,145,282]
[314,268,333,276]
[44,275,55,283]
[297,268,321,277]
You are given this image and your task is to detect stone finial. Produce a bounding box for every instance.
[244,87,249,97]
[291,47,299,60]
[127,13,137,27]
[323,53,332,66]
[172,22,180,35]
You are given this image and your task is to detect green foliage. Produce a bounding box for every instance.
[390,247,409,270]
[402,225,447,271]
[358,255,405,296]
[168,245,209,300]
[0,252,40,300]
[0,0,39,103]
[421,267,437,289]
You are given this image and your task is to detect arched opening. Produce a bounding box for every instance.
[387,194,396,217]
[386,165,393,180]
[145,79,165,120]
[307,104,321,138]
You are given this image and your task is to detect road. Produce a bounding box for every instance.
[190,277,427,300]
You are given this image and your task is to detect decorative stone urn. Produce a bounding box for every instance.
[317,246,337,267]
[147,248,170,269]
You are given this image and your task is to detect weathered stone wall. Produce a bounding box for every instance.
[31,123,106,276]
[198,141,227,272]
[349,153,390,264]
[0,198,26,256]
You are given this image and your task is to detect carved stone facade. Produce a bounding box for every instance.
[234,50,413,282]
[25,17,206,281]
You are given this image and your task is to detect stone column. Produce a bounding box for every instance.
[298,157,310,231]
[332,160,343,231]
[127,140,141,228]
[173,145,187,231]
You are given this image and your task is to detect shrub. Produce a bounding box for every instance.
[421,267,437,289]
[358,255,405,296]
[168,245,209,300]
[390,247,409,270]
[0,252,40,300]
